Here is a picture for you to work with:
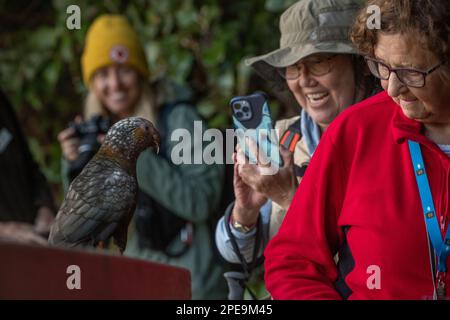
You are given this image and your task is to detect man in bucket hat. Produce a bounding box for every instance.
[215,0,379,299]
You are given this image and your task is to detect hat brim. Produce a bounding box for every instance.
[245,42,357,90]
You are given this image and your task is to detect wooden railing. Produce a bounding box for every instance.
[0,241,191,299]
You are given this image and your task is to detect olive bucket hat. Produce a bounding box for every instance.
[246,0,365,89]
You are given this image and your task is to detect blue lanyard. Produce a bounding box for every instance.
[408,140,450,273]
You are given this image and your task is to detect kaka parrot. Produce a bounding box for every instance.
[49,117,160,253]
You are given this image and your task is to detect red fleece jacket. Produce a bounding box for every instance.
[264,91,450,300]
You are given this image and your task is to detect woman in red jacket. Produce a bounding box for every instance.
[264,0,450,300]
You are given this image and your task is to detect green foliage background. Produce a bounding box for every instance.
[0,0,299,202]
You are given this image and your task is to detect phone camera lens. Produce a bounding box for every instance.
[236,111,244,119]
[234,103,242,110]
[242,106,249,113]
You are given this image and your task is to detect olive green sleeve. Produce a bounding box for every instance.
[136,105,224,223]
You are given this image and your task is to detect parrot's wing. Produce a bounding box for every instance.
[51,161,136,246]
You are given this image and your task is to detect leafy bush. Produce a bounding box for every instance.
[0,0,298,202]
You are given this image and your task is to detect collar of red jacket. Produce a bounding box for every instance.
[390,99,424,144]
[385,91,449,162]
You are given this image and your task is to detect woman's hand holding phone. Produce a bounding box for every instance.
[236,141,298,210]
[231,91,299,213]
[232,148,268,227]
[230,92,282,169]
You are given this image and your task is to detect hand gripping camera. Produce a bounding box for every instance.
[67,115,112,182]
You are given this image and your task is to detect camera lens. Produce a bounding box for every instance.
[234,103,242,110]
[236,111,244,119]
[242,106,249,113]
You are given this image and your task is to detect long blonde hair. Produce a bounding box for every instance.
[83,81,157,124]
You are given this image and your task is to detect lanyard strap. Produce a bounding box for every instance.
[408,140,450,272]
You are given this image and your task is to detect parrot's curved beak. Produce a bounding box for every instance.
[152,132,161,155]
[141,121,161,154]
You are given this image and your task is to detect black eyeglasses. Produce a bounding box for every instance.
[278,54,338,80]
[364,57,444,88]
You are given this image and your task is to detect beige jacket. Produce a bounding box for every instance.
[269,116,311,239]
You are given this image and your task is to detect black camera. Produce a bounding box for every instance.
[67,115,112,182]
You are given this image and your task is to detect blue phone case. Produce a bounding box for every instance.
[230,92,281,168]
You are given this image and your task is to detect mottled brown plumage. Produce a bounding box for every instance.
[49,117,160,253]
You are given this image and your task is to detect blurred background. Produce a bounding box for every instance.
[0,0,300,204]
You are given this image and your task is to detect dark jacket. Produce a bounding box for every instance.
[0,90,55,223]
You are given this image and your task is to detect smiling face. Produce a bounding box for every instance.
[286,54,358,130]
[374,33,450,125]
[91,64,142,119]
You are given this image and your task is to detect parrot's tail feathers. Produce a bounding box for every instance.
[95,222,118,243]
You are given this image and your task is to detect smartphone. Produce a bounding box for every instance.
[230,92,281,169]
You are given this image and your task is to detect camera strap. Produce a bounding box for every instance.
[224,202,264,299]
[408,140,449,300]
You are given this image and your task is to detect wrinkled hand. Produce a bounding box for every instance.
[237,141,298,210]
[0,222,48,246]
[232,152,267,226]
[34,206,55,237]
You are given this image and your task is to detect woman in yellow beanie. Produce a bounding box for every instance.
[57,14,227,300]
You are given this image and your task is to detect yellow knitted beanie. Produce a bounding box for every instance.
[81,14,149,86]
